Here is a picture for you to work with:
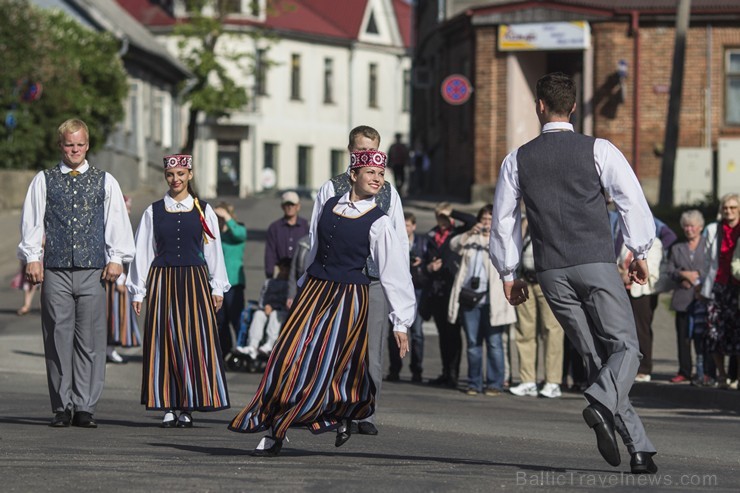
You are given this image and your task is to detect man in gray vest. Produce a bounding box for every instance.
[18,118,135,428]
[309,125,409,436]
[489,73,658,474]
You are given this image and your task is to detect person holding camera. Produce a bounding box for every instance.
[448,205,517,396]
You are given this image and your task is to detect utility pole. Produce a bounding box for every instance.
[659,0,692,207]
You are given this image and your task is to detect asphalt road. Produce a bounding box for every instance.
[0,191,738,492]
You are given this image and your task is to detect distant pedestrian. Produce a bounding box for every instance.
[127,154,231,428]
[509,216,565,399]
[664,210,707,384]
[449,204,516,397]
[490,72,658,474]
[386,212,426,383]
[235,257,290,361]
[18,118,135,428]
[701,193,740,389]
[424,202,476,389]
[105,195,140,365]
[286,234,311,310]
[264,191,309,279]
[214,201,247,357]
[387,132,409,194]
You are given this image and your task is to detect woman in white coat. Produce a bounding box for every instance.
[448,204,517,395]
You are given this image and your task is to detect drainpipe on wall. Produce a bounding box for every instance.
[705,24,712,148]
[631,11,640,177]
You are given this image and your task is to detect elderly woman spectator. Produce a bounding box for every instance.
[665,210,707,384]
[701,194,740,389]
[448,205,517,396]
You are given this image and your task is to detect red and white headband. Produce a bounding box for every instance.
[163,154,192,169]
[350,150,386,170]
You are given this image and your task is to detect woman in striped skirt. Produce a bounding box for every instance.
[105,268,141,363]
[229,149,416,456]
[127,154,231,428]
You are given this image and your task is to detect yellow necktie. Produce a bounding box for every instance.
[70,170,80,177]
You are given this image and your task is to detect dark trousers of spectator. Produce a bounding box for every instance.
[431,295,461,385]
[674,312,693,378]
[629,293,658,375]
[562,334,587,389]
[388,288,424,378]
[216,285,245,357]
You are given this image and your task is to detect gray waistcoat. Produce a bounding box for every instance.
[44,166,106,269]
[517,131,615,272]
[331,173,392,278]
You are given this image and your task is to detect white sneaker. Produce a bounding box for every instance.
[634,374,652,383]
[509,382,538,397]
[539,383,562,398]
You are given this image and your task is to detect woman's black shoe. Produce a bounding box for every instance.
[252,436,283,457]
[335,419,351,447]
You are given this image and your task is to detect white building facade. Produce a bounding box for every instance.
[125,0,412,198]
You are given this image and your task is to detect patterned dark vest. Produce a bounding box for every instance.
[43,166,106,269]
[517,131,615,272]
[330,173,392,278]
[151,199,207,267]
[306,195,386,284]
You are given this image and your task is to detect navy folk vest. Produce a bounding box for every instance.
[43,166,106,269]
[306,195,385,284]
[331,173,392,278]
[151,199,207,267]
[517,131,615,272]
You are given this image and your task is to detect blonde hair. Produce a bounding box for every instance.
[57,118,88,143]
[717,193,740,221]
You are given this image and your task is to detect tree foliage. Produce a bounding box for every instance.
[175,0,283,152]
[0,0,127,169]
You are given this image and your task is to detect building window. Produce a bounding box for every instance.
[330,149,345,177]
[297,145,312,187]
[255,48,267,96]
[369,63,378,108]
[151,90,163,144]
[221,0,263,17]
[727,50,740,125]
[324,58,334,104]
[291,54,301,101]
[264,142,278,170]
[402,69,411,112]
[125,82,138,133]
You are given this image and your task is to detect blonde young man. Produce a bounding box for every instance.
[18,118,135,428]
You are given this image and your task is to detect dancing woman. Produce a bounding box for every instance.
[127,154,231,428]
[229,150,416,456]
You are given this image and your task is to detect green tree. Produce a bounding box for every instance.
[175,0,283,152]
[0,0,127,169]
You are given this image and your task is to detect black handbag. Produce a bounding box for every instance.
[459,286,485,308]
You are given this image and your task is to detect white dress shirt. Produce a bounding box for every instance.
[302,192,416,333]
[310,173,410,267]
[17,161,135,265]
[126,193,231,302]
[490,122,656,281]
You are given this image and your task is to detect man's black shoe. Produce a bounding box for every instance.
[384,373,400,382]
[72,411,98,428]
[630,452,658,474]
[357,422,378,435]
[582,403,620,466]
[50,410,71,427]
[411,373,422,383]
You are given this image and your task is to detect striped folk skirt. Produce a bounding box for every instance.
[141,265,230,411]
[106,280,141,347]
[229,277,376,440]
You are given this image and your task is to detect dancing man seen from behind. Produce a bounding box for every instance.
[489,72,658,474]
